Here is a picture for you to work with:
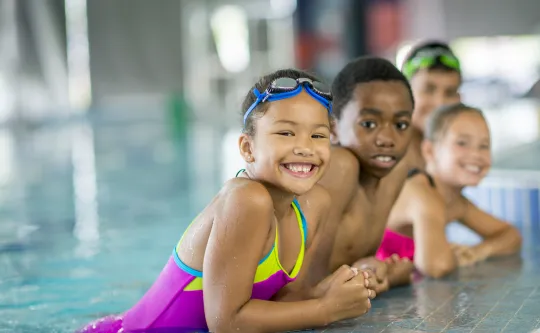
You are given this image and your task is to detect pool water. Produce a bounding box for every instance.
[0,117,539,333]
[0,118,233,332]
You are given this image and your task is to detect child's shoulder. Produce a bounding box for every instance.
[295,184,331,241]
[404,174,444,208]
[297,184,331,211]
[330,146,360,173]
[319,146,360,189]
[220,178,274,209]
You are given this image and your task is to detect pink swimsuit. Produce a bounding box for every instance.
[376,168,436,261]
[375,228,415,260]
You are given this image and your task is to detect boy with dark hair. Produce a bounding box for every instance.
[311,56,418,293]
[370,41,465,278]
[282,45,463,297]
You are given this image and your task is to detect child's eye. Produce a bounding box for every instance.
[456,140,468,147]
[360,121,376,129]
[312,134,327,139]
[277,132,294,136]
[480,144,490,150]
[396,122,409,131]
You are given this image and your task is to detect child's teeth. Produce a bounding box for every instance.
[286,164,312,173]
[464,165,480,174]
[376,156,392,162]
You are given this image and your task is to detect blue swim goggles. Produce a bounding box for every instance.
[243,77,333,125]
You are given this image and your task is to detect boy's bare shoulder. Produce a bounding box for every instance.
[330,146,360,175]
[319,146,359,189]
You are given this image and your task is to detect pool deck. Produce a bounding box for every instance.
[316,250,539,333]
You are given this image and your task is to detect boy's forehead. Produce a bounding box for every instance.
[413,69,461,85]
[350,81,413,108]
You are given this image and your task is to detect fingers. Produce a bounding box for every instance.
[364,271,377,289]
[335,265,357,282]
[366,288,376,299]
[373,260,388,281]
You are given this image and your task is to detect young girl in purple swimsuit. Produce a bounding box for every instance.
[78,69,374,333]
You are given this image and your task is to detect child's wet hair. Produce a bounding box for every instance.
[331,56,414,119]
[403,40,460,75]
[241,69,326,136]
[425,103,486,142]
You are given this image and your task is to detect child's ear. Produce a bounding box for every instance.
[330,120,339,145]
[239,133,254,163]
[421,139,434,162]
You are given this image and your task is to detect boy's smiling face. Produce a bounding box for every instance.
[334,80,414,179]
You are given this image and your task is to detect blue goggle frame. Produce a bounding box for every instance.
[243,77,333,125]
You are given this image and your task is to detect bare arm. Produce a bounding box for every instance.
[317,147,360,273]
[203,182,329,333]
[458,197,522,259]
[406,180,457,278]
[275,185,333,301]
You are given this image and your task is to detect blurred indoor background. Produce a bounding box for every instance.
[0,0,540,331]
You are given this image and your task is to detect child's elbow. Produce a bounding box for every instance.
[207,308,262,333]
[207,316,243,333]
[416,259,456,279]
[508,226,523,252]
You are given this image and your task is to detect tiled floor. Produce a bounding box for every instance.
[0,116,539,333]
[316,252,540,333]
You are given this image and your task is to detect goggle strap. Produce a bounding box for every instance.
[253,88,262,98]
[243,88,266,124]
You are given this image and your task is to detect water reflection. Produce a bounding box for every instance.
[71,122,100,258]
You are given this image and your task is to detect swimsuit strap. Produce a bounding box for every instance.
[235,169,246,177]
[407,168,436,188]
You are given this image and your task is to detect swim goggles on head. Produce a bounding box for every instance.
[402,47,461,79]
[243,77,333,125]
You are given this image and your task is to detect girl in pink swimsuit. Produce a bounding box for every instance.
[377,103,522,278]
[77,69,373,333]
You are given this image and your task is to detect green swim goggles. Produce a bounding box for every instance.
[402,47,461,79]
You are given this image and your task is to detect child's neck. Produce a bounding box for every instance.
[240,168,295,219]
[426,164,463,205]
[358,170,381,197]
[266,186,296,220]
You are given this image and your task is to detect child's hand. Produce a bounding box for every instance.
[319,265,373,324]
[352,257,389,294]
[451,244,487,267]
[385,254,414,287]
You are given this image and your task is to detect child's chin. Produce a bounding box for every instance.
[287,182,317,196]
[460,178,482,188]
